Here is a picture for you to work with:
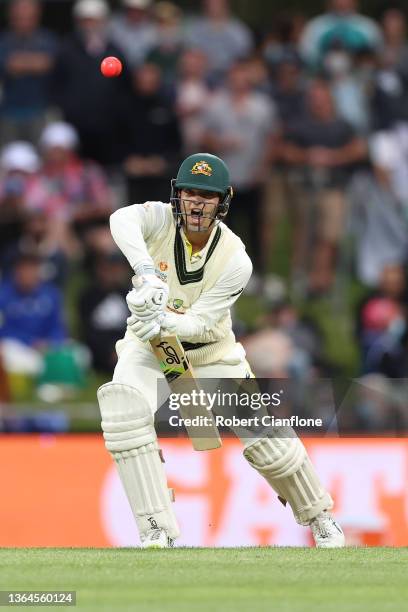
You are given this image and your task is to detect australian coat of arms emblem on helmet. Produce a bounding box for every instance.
[191,161,212,176]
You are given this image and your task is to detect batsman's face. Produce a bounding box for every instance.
[180,188,220,232]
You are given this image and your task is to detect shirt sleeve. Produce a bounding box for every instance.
[110,202,169,271]
[163,249,253,340]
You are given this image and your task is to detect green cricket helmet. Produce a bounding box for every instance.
[170,153,233,231]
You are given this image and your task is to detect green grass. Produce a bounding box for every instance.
[0,548,407,612]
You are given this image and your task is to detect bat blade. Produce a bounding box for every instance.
[150,335,222,451]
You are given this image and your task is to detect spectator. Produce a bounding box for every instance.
[109,0,156,69]
[52,0,128,166]
[242,326,296,378]
[268,300,325,374]
[380,6,408,79]
[0,0,57,146]
[200,59,277,275]
[370,122,408,216]
[371,72,408,133]
[25,121,115,257]
[248,53,296,273]
[0,253,66,376]
[146,2,184,89]
[357,261,408,306]
[280,79,367,293]
[175,49,212,154]
[185,0,254,83]
[356,262,408,321]
[1,210,69,287]
[78,253,129,373]
[367,8,408,129]
[356,296,407,377]
[120,63,182,203]
[0,252,92,399]
[323,42,375,134]
[355,263,408,376]
[242,299,324,379]
[299,0,382,69]
[261,52,307,288]
[263,12,306,70]
[245,55,272,96]
[269,52,306,129]
[0,141,40,256]
[377,262,408,303]
[348,161,408,287]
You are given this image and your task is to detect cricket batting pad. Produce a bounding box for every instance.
[98,382,180,540]
[243,436,333,525]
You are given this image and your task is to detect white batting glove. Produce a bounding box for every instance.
[160,311,202,338]
[127,268,169,322]
[127,314,162,342]
[160,312,180,334]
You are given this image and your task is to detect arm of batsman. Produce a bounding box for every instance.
[126,273,169,321]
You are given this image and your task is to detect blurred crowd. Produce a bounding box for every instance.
[0,0,408,431]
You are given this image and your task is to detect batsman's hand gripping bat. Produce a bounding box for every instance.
[150,335,222,451]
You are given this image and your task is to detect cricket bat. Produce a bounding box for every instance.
[150,335,222,451]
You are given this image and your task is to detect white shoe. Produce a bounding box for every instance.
[310,511,345,548]
[140,528,174,549]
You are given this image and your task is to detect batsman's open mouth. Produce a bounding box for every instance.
[189,209,203,224]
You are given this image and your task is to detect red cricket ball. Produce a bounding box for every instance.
[100,56,122,78]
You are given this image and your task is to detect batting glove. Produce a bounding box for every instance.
[127,314,163,342]
[127,267,169,322]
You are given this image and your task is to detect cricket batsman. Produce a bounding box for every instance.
[97,153,345,549]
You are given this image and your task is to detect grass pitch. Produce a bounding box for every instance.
[0,548,407,612]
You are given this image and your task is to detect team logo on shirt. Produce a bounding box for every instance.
[191,161,212,176]
[156,261,168,281]
[172,299,184,310]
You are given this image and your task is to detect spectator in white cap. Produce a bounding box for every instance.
[73,0,109,20]
[22,122,115,258]
[1,141,40,175]
[109,0,157,68]
[51,0,127,166]
[0,141,40,255]
[39,121,79,153]
[0,141,67,287]
[72,0,110,51]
